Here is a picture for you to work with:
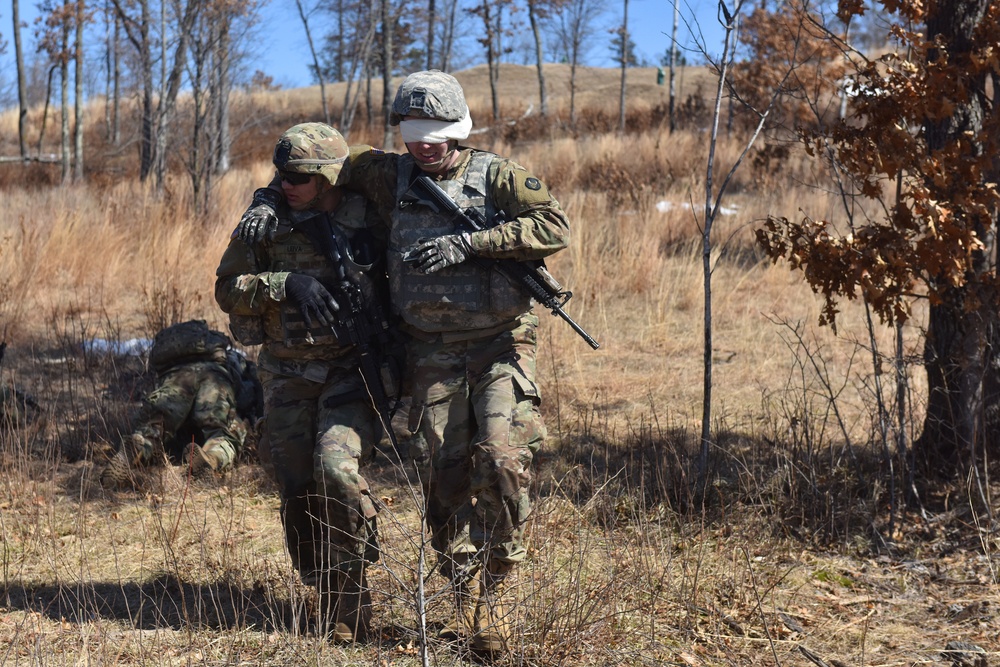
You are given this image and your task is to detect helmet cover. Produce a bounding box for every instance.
[390,70,469,126]
[273,122,349,186]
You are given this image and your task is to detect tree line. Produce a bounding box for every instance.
[0,0,670,194]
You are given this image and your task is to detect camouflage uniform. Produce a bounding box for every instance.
[215,125,388,618]
[127,359,248,469]
[244,76,570,652]
[341,146,568,576]
[114,322,252,476]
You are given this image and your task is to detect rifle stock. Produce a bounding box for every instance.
[413,174,600,350]
[330,281,402,454]
[299,215,402,454]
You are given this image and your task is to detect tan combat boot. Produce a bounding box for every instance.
[437,568,480,641]
[318,569,371,643]
[470,560,513,657]
[99,448,136,490]
[100,434,154,490]
[185,443,220,477]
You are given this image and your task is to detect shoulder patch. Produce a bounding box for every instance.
[512,169,552,205]
[369,147,385,155]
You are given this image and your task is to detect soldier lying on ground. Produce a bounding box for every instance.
[99,320,262,489]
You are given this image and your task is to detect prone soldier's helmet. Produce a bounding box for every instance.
[389,70,469,126]
[272,122,349,187]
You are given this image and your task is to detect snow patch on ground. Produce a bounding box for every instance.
[656,200,739,216]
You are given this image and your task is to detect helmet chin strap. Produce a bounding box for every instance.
[300,174,325,209]
[303,177,344,211]
[413,141,459,173]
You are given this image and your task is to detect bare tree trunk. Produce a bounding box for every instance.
[73,0,85,182]
[669,0,678,132]
[699,1,740,492]
[696,0,781,497]
[527,0,547,116]
[440,0,457,71]
[380,0,394,149]
[37,65,57,157]
[13,0,29,158]
[725,14,739,137]
[60,19,71,184]
[340,2,376,135]
[618,0,628,133]
[190,20,206,212]
[916,0,994,479]
[569,58,578,129]
[366,61,374,126]
[296,0,330,124]
[114,0,199,188]
[104,1,111,138]
[155,0,166,184]
[214,15,231,174]
[153,0,198,190]
[114,0,154,179]
[426,0,435,70]
[478,1,500,121]
[336,0,345,81]
[112,10,120,145]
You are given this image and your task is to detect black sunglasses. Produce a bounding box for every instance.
[279,170,312,186]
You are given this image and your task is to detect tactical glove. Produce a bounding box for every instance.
[236,188,281,245]
[406,233,475,274]
[284,274,340,328]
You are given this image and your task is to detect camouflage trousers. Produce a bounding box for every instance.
[408,314,545,581]
[259,363,381,580]
[128,361,246,469]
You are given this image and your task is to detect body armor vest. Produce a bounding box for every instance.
[262,199,371,350]
[265,226,341,348]
[390,151,530,333]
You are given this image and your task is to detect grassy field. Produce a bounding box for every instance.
[0,63,996,666]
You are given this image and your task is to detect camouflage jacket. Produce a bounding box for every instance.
[343,145,570,261]
[215,192,386,376]
[265,146,571,336]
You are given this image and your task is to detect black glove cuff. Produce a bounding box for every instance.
[252,187,281,209]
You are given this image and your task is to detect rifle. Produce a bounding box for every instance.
[299,215,402,453]
[329,278,402,454]
[411,174,600,350]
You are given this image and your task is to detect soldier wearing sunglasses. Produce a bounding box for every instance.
[215,122,390,644]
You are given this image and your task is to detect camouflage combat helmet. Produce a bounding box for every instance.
[273,122,349,186]
[389,70,469,126]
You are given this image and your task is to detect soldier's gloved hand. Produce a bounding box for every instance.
[407,233,475,273]
[236,188,281,245]
[284,274,340,327]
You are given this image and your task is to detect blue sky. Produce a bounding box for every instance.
[257,0,729,88]
[1,0,728,96]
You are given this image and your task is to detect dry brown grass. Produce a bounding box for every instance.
[1,64,997,666]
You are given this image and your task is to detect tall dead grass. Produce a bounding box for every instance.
[0,116,916,450]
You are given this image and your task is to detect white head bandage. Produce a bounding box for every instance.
[399,109,473,144]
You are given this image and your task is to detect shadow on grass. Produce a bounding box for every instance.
[537,420,915,549]
[1,574,306,633]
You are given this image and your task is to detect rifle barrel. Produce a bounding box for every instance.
[554,309,601,349]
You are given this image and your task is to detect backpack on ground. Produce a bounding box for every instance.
[149,320,231,374]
